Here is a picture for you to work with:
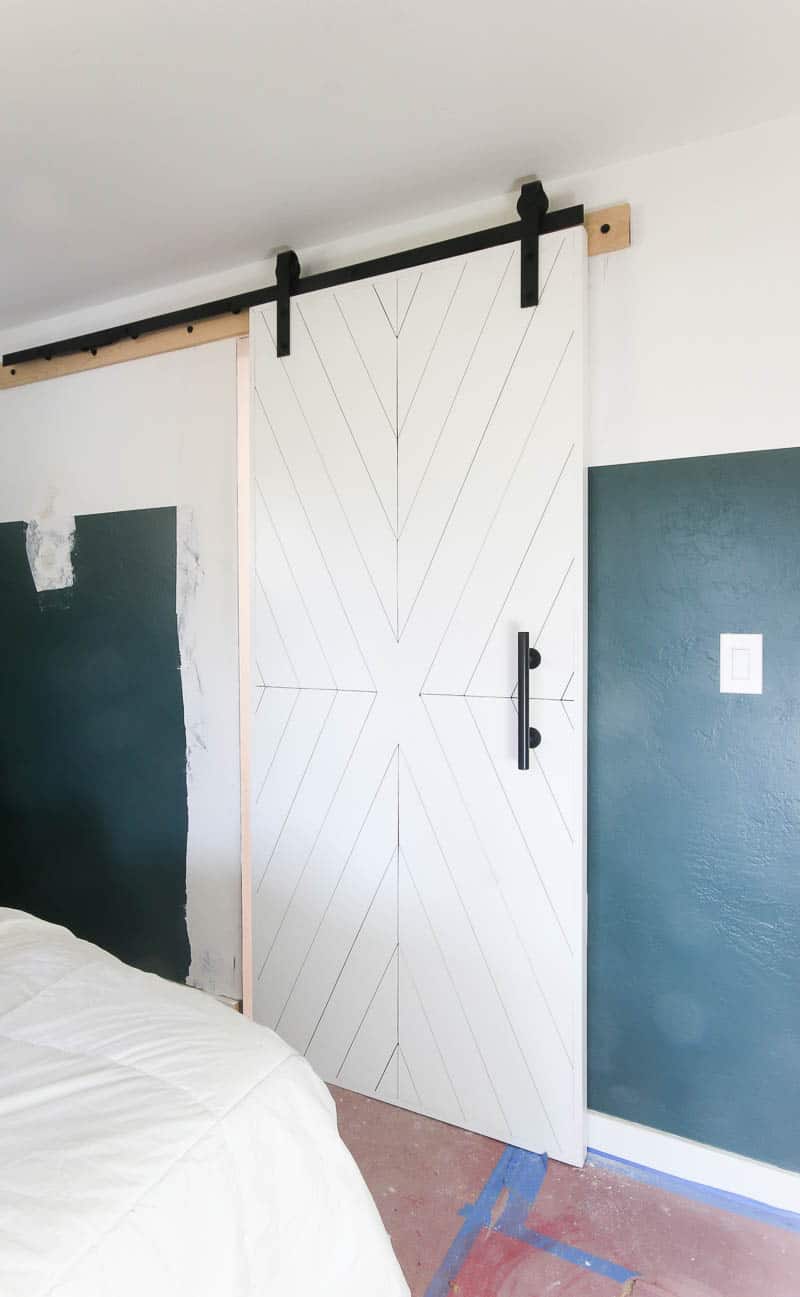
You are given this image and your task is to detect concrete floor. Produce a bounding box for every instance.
[332,1087,800,1297]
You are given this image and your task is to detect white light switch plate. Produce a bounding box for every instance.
[720,633,762,694]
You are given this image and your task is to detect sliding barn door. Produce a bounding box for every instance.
[250,227,586,1164]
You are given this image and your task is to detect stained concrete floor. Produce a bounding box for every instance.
[332,1086,800,1297]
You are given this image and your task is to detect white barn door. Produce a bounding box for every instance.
[250,227,586,1164]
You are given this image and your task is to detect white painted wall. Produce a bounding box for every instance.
[5,111,799,473]
[559,112,800,467]
[0,343,242,997]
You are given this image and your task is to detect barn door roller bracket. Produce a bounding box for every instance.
[517,180,550,309]
[275,249,301,357]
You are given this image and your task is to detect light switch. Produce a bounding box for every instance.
[720,634,762,694]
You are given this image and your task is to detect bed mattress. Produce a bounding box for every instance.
[0,908,409,1297]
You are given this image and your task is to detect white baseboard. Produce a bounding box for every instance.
[586,1110,800,1218]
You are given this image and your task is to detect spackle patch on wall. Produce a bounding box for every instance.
[177,507,207,784]
[25,514,76,603]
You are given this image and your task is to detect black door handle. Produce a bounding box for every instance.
[517,631,542,770]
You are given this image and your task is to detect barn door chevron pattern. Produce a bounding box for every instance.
[251,229,586,1163]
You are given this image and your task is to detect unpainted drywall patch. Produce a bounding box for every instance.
[177,506,207,783]
[177,505,225,998]
[25,515,76,595]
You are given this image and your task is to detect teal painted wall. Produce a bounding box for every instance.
[588,448,800,1172]
[0,507,190,982]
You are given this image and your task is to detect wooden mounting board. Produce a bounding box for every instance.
[586,203,631,257]
[0,312,247,390]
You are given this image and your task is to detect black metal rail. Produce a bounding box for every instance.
[3,189,583,369]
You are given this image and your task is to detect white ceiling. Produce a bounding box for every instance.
[2,0,799,329]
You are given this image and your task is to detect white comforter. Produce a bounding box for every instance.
[0,909,409,1297]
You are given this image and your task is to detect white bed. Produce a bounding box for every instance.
[0,909,409,1297]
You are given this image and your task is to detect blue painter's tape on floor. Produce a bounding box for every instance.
[424,1147,519,1297]
[507,1225,636,1284]
[493,1146,548,1232]
[425,1145,637,1297]
[495,1148,636,1284]
[588,1148,800,1236]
